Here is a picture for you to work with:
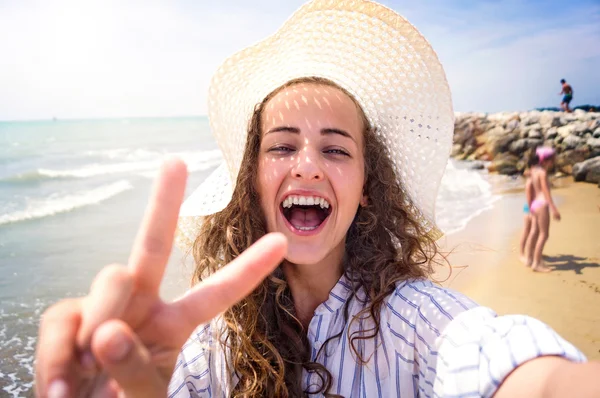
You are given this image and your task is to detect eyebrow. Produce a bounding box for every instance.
[265,126,356,142]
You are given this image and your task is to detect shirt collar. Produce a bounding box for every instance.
[314,273,354,315]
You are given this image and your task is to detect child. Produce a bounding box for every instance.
[518,169,534,264]
[525,146,561,272]
[35,1,599,397]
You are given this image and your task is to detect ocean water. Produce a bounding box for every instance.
[0,118,498,396]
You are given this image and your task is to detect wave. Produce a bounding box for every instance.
[1,149,223,182]
[0,180,133,226]
[436,160,499,235]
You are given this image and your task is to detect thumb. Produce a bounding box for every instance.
[91,320,170,398]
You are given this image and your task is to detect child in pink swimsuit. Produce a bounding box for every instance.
[524,147,561,272]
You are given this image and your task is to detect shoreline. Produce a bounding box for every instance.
[437,178,600,360]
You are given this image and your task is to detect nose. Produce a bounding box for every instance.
[291,148,323,181]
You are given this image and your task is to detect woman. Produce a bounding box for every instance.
[525,146,561,272]
[35,1,598,397]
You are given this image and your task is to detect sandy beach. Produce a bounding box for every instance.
[437,178,600,360]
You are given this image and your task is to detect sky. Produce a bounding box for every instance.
[0,0,598,121]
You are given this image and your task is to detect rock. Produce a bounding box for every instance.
[538,113,559,128]
[593,128,600,138]
[528,129,543,139]
[587,138,600,149]
[486,125,506,137]
[557,125,575,138]
[563,134,583,150]
[490,132,519,155]
[555,148,590,174]
[545,127,558,140]
[509,138,543,155]
[451,144,463,157]
[573,121,591,136]
[572,157,600,182]
[489,153,520,175]
[587,168,600,184]
[522,114,540,126]
[470,161,485,170]
[505,119,520,132]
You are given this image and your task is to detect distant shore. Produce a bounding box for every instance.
[438,178,600,360]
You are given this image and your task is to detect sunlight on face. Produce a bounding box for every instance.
[257,82,366,267]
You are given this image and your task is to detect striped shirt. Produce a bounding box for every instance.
[168,276,585,397]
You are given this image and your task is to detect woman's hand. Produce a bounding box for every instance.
[34,158,287,398]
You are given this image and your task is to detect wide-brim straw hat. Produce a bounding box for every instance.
[176,0,454,251]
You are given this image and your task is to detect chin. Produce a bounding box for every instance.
[284,244,328,266]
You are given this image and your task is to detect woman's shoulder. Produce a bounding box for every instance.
[382,279,481,346]
[385,279,480,317]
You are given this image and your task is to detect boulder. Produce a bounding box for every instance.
[470,161,485,170]
[521,114,540,126]
[573,121,591,136]
[557,124,575,138]
[587,168,600,184]
[505,118,520,132]
[509,138,543,155]
[539,113,560,128]
[555,148,590,174]
[489,132,519,155]
[563,134,583,150]
[528,129,543,139]
[587,138,600,149]
[572,157,600,182]
[545,127,558,140]
[451,144,463,158]
[489,153,520,175]
[593,128,600,138]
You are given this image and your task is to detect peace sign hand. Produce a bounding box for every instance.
[35,158,287,398]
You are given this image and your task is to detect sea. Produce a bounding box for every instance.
[0,117,500,396]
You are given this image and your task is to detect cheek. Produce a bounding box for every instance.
[257,157,285,209]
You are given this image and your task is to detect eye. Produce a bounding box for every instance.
[324,148,350,157]
[268,145,295,153]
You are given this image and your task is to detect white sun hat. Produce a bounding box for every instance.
[176,0,454,250]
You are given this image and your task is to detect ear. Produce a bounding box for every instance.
[360,195,368,207]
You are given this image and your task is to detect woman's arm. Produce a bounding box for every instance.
[495,356,600,397]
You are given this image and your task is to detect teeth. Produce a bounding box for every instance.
[281,195,330,209]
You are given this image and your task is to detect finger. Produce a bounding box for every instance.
[76,264,134,349]
[172,233,287,333]
[129,158,187,292]
[35,299,82,398]
[92,320,167,398]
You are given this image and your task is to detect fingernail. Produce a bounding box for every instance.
[48,379,69,398]
[106,330,132,362]
[80,350,96,372]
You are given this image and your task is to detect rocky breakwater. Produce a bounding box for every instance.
[451,109,600,187]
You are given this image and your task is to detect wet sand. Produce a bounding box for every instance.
[436,179,600,360]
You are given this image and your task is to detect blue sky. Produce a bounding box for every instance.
[0,0,598,120]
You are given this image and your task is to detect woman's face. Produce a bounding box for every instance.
[257,83,366,267]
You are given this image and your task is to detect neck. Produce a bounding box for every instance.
[282,247,345,330]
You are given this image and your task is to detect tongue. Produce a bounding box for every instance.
[289,207,322,228]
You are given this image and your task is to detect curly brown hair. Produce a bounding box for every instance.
[191,77,438,397]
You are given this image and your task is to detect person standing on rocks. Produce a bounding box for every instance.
[525,147,561,272]
[559,79,574,112]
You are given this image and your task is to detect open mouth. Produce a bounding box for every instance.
[280,195,332,232]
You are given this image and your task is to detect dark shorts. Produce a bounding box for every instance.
[562,94,573,104]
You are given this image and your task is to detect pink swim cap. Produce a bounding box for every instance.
[536,146,555,162]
